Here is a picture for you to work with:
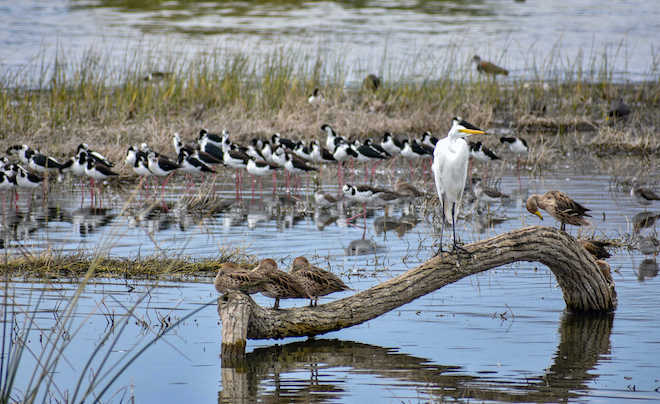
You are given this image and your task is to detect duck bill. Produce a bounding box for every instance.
[533,211,543,220]
[459,128,486,135]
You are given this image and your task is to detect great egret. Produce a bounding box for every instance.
[432,117,486,254]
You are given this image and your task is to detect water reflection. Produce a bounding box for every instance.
[637,258,658,281]
[219,312,614,403]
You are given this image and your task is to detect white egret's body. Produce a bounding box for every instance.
[432,117,486,253]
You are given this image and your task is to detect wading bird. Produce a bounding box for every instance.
[432,117,487,254]
[472,55,509,76]
[526,191,592,231]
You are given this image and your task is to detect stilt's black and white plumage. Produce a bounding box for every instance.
[310,140,336,164]
[293,141,314,161]
[7,145,32,165]
[77,143,113,167]
[500,136,528,155]
[381,132,403,156]
[271,133,297,151]
[421,132,439,148]
[469,141,500,162]
[284,153,317,175]
[308,88,323,105]
[198,128,224,147]
[322,124,345,153]
[400,139,429,160]
[85,156,119,181]
[198,136,225,163]
[26,149,65,174]
[0,171,17,190]
[178,149,215,175]
[12,164,44,189]
[147,152,180,177]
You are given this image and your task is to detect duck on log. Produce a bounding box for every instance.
[218,226,617,358]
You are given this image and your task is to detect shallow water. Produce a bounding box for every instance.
[2,159,660,402]
[2,0,659,83]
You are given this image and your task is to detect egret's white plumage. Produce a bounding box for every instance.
[432,117,486,253]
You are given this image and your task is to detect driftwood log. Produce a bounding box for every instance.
[218,226,617,357]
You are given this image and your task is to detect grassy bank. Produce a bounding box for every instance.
[0,251,254,279]
[1,47,659,172]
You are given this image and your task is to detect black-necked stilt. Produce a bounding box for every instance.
[284,152,317,192]
[12,164,44,204]
[469,141,500,163]
[223,145,250,199]
[26,149,64,173]
[381,132,403,156]
[468,141,500,182]
[342,183,383,238]
[432,117,487,254]
[246,157,281,195]
[0,157,9,170]
[293,141,313,161]
[308,88,323,105]
[173,133,195,156]
[310,140,336,164]
[421,131,438,148]
[147,152,180,198]
[0,171,17,207]
[85,155,119,181]
[198,128,224,147]
[322,124,344,153]
[354,139,389,183]
[271,145,287,167]
[260,141,274,163]
[332,141,358,188]
[7,145,32,165]
[472,55,509,76]
[198,135,225,163]
[247,139,266,162]
[77,143,113,167]
[500,136,528,174]
[178,149,215,175]
[271,133,297,151]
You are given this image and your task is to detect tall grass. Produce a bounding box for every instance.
[0,41,658,165]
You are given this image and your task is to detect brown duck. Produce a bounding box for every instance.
[214,262,267,295]
[252,258,310,309]
[526,191,592,231]
[289,256,352,307]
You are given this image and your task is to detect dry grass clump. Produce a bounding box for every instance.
[0,250,256,279]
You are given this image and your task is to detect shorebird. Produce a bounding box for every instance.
[322,124,344,153]
[526,191,592,231]
[472,178,508,209]
[633,211,660,234]
[26,149,65,175]
[84,155,119,206]
[293,141,314,161]
[310,140,336,164]
[147,152,180,197]
[289,256,351,307]
[362,74,381,91]
[342,183,398,237]
[314,190,341,208]
[223,145,250,199]
[354,139,389,182]
[332,141,358,189]
[308,88,323,105]
[284,152,317,192]
[578,239,612,260]
[380,132,404,156]
[432,117,487,253]
[77,143,113,167]
[631,182,660,207]
[608,98,631,120]
[177,149,215,176]
[12,164,43,190]
[500,136,528,174]
[246,157,280,195]
[469,141,500,163]
[198,135,225,163]
[214,262,267,295]
[472,55,509,76]
[251,258,310,309]
[271,133,297,151]
[6,145,32,165]
[198,128,224,148]
[421,131,439,148]
[246,139,266,162]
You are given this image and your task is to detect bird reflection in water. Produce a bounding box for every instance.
[637,258,658,281]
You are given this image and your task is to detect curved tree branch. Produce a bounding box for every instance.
[218,226,616,353]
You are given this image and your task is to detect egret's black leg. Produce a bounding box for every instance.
[451,203,470,255]
[435,201,445,255]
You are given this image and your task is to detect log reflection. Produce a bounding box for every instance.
[219,312,613,403]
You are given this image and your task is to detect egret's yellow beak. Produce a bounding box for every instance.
[459,129,486,135]
[533,211,543,220]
